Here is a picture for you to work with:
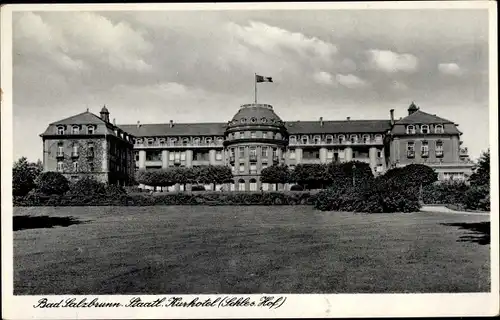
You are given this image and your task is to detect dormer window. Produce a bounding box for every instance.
[289,136,296,144]
[182,138,190,146]
[251,118,257,123]
[261,117,267,123]
[158,138,166,145]
[435,124,444,134]
[240,118,247,123]
[301,136,309,144]
[217,137,224,145]
[57,126,65,135]
[338,135,345,144]
[406,125,416,134]
[71,126,79,134]
[421,125,430,134]
[350,135,358,143]
[206,137,212,144]
[375,134,383,142]
[193,137,200,145]
[362,134,370,143]
[313,135,321,144]
[87,126,95,134]
[325,135,333,144]
[169,137,177,145]
[147,138,154,145]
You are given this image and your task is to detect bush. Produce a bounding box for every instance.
[13,157,43,197]
[290,184,304,191]
[35,172,70,195]
[464,185,490,211]
[422,181,470,205]
[383,164,437,187]
[191,185,206,191]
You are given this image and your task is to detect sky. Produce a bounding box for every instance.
[11,8,490,162]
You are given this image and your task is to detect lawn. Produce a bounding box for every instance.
[13,206,490,294]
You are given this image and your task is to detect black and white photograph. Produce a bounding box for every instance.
[1,2,498,319]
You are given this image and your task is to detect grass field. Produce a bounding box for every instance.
[13,206,490,294]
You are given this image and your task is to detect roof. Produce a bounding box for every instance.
[230,104,283,124]
[286,120,392,134]
[118,122,227,137]
[49,111,106,126]
[395,110,454,125]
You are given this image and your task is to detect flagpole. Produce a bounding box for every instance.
[254,73,257,104]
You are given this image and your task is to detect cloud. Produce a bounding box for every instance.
[227,20,337,63]
[367,49,418,73]
[14,12,153,73]
[335,74,368,88]
[438,63,462,75]
[391,81,408,91]
[313,71,335,85]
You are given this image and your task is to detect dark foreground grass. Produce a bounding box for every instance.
[13,206,490,294]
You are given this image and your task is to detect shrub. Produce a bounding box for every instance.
[464,185,490,211]
[69,177,107,197]
[383,164,438,187]
[35,172,70,195]
[422,181,469,205]
[13,157,43,197]
[191,185,206,191]
[290,184,304,191]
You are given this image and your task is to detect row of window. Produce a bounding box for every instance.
[57,161,93,172]
[56,142,94,157]
[229,146,280,159]
[57,125,131,141]
[406,141,444,158]
[406,124,444,135]
[135,136,224,146]
[230,117,283,125]
[228,131,283,140]
[139,150,223,162]
[290,134,383,145]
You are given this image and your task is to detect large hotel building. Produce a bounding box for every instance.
[40,102,473,191]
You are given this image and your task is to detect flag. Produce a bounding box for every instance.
[256,74,273,83]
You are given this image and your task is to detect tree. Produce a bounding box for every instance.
[13,157,43,196]
[197,165,233,190]
[469,149,490,187]
[326,161,374,187]
[289,164,328,189]
[383,164,437,187]
[261,165,290,190]
[36,172,70,195]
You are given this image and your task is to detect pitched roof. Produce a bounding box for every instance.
[49,111,106,126]
[395,110,454,125]
[118,122,227,137]
[286,120,392,134]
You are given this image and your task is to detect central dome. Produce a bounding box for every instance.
[228,103,284,127]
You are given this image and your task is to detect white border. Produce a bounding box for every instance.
[1,2,498,319]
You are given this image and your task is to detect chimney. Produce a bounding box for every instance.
[346,116,351,121]
[390,109,395,125]
[319,117,324,127]
[113,118,116,126]
[137,121,141,128]
[169,120,174,128]
[86,108,89,112]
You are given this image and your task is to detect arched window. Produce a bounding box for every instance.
[250,118,257,123]
[276,132,282,140]
[421,125,430,134]
[217,137,224,144]
[71,125,80,134]
[289,136,297,144]
[261,117,267,123]
[87,125,95,134]
[193,137,200,145]
[435,124,444,134]
[313,135,321,144]
[169,137,177,145]
[57,142,64,156]
[249,179,257,191]
[350,135,358,143]
[240,118,247,123]
[301,135,309,144]
[435,140,444,157]
[182,138,190,146]
[362,134,370,143]
[338,135,345,144]
[206,137,212,144]
[406,125,416,134]
[238,179,246,191]
[375,134,383,142]
[325,135,333,144]
[57,126,65,135]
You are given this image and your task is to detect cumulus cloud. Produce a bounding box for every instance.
[313,71,335,85]
[335,74,368,88]
[367,49,418,73]
[391,81,408,91]
[227,20,337,63]
[438,63,462,75]
[14,12,153,73]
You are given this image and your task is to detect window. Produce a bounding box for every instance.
[436,140,444,157]
[135,152,139,162]
[169,152,175,161]
[239,147,245,158]
[289,136,296,144]
[216,150,222,161]
[377,150,383,158]
[72,144,78,156]
[406,125,416,134]
[375,134,383,143]
[407,141,415,158]
[57,161,63,172]
[338,135,345,144]
[57,126,65,135]
[313,136,321,144]
[193,137,200,145]
[376,165,384,173]
[230,148,235,158]
[251,118,257,123]
[239,164,245,172]
[262,146,268,157]
[205,138,212,145]
[421,141,429,157]
[240,118,247,123]
[250,164,257,174]
[362,135,370,143]
[289,165,296,171]
[147,138,154,145]
[327,149,333,159]
[421,125,430,134]
[87,126,94,134]
[289,149,296,159]
[183,138,190,146]
[180,152,186,161]
[73,161,78,172]
[251,132,256,138]
[301,136,309,144]
[249,147,257,160]
[169,138,177,145]
[262,164,268,170]
[71,126,80,134]
[350,135,358,143]
[263,132,268,139]
[89,162,94,172]
[435,124,444,134]
[268,132,274,139]
[272,148,278,159]
[325,135,333,144]
[57,142,64,156]
[238,179,245,191]
[239,132,245,139]
[217,137,224,145]
[261,117,267,123]
[158,138,166,145]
